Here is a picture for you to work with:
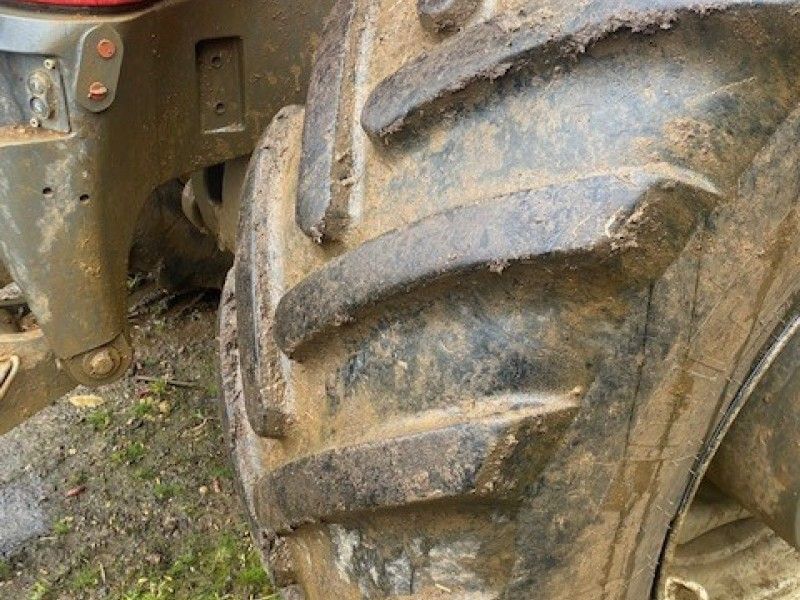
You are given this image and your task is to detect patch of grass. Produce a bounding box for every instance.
[118,578,174,600]
[121,532,272,600]
[236,561,269,589]
[28,580,50,600]
[133,398,155,418]
[153,482,181,502]
[67,470,89,488]
[208,533,270,596]
[112,442,146,465]
[0,558,11,581]
[166,549,198,579]
[53,517,72,536]
[210,533,237,570]
[70,565,99,591]
[208,465,233,481]
[140,355,160,369]
[148,378,169,398]
[135,466,157,481]
[87,408,112,431]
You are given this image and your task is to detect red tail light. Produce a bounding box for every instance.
[13,0,153,7]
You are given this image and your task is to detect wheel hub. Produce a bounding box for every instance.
[662,311,800,599]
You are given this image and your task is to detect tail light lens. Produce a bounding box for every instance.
[11,0,154,7]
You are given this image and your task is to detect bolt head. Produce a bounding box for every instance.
[96,38,117,59]
[43,58,57,70]
[29,97,51,119]
[27,72,50,96]
[87,82,109,102]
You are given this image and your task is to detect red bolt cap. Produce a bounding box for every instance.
[87,82,109,101]
[96,39,117,59]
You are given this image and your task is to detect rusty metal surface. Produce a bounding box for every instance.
[74,24,123,113]
[0,0,334,429]
[666,514,800,599]
[657,308,800,600]
[0,0,334,386]
[706,310,800,548]
[0,329,74,435]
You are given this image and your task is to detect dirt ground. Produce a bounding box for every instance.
[0,292,275,600]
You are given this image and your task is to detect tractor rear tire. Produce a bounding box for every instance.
[221,1,800,598]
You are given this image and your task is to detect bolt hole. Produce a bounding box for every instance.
[210,54,223,68]
[79,194,90,204]
[42,187,53,197]
[214,102,226,115]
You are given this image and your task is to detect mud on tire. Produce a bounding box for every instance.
[221,1,800,598]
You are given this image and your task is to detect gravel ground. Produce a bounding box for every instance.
[0,293,275,600]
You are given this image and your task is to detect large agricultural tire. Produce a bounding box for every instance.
[0,263,9,288]
[220,1,800,598]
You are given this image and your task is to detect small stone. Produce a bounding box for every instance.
[69,395,105,409]
[65,485,86,499]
